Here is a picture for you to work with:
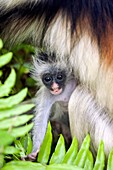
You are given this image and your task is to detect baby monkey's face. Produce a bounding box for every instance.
[34,51,70,95]
[42,69,66,95]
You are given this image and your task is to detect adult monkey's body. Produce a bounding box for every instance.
[1,0,113,156]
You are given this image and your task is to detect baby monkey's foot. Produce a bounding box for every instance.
[22,150,39,161]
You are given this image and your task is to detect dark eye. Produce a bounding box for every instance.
[57,74,63,80]
[42,74,53,85]
[56,72,66,82]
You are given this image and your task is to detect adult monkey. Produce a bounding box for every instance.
[0,0,113,157]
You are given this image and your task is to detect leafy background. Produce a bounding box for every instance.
[0,39,113,170]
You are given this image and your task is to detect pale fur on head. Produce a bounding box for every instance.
[32,50,73,87]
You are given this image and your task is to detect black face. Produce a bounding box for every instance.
[42,70,66,90]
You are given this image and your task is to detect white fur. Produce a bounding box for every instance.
[0,0,27,8]
[68,85,113,156]
[44,14,71,59]
[0,0,39,8]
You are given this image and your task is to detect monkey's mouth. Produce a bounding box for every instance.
[50,88,63,95]
[50,88,62,95]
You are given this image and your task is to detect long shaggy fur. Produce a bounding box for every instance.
[32,50,73,86]
[1,0,113,156]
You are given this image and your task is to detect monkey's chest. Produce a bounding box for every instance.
[57,101,68,112]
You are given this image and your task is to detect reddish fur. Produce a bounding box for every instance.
[100,23,113,68]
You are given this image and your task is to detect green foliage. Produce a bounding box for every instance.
[1,162,46,170]
[49,134,66,164]
[84,151,94,170]
[2,122,113,170]
[107,148,113,170]
[11,43,36,94]
[0,52,13,68]
[38,122,52,164]
[93,141,105,170]
[62,137,78,164]
[0,69,16,97]
[74,134,90,167]
[0,39,34,168]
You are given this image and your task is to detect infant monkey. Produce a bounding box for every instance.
[28,51,77,161]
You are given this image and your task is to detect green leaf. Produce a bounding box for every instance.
[0,69,16,97]
[11,123,33,138]
[38,122,52,164]
[0,130,14,146]
[84,150,94,170]
[63,137,78,164]
[3,146,19,154]
[107,148,113,170]
[0,88,28,109]
[93,141,105,170]
[0,155,4,169]
[74,134,90,168]
[26,133,33,155]
[0,39,3,49]
[20,135,28,152]
[1,161,45,170]
[0,104,34,120]
[0,70,3,77]
[0,115,33,129]
[47,164,84,170]
[14,140,26,158]
[0,52,13,68]
[49,134,66,164]
[19,133,33,155]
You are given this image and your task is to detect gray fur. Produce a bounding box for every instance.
[29,54,76,160]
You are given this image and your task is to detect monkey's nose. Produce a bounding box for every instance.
[50,82,63,95]
[51,82,59,89]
